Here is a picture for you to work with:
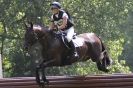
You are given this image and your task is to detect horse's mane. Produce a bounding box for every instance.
[33,24,56,38]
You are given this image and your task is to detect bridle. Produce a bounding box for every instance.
[33,31,39,41]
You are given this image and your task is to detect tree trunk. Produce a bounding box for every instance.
[0,54,3,78]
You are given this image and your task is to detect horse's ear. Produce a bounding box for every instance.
[24,22,33,30]
[24,22,28,29]
[29,22,33,29]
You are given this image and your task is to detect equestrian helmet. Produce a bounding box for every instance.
[51,1,61,9]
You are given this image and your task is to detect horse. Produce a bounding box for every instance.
[23,22,112,86]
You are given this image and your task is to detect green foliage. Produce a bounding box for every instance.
[0,0,132,77]
[106,38,131,73]
[120,11,133,71]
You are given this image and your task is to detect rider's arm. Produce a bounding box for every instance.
[49,22,55,30]
[49,15,55,30]
[58,13,68,30]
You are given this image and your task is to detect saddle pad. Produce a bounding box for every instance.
[72,37,84,47]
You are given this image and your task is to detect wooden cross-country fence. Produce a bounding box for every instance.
[0,74,133,88]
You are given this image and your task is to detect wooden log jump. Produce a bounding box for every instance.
[0,74,133,88]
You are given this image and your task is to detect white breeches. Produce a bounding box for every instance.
[64,27,74,42]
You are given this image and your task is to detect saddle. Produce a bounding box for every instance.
[60,33,84,48]
[56,32,84,65]
[56,32,76,49]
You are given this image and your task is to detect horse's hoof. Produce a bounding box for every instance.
[38,82,44,88]
[104,69,109,73]
[99,68,109,73]
[44,79,49,85]
[38,80,49,88]
[36,79,41,85]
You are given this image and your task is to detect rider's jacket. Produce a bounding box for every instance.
[51,10,73,31]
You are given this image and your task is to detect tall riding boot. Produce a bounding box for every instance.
[69,40,79,58]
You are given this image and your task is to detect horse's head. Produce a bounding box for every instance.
[24,22,38,52]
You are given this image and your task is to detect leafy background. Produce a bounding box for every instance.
[0,0,133,77]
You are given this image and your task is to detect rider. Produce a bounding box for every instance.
[49,1,79,58]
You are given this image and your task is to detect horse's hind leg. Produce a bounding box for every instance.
[96,59,109,72]
[89,43,109,72]
[98,50,112,72]
[96,61,104,71]
[103,51,112,67]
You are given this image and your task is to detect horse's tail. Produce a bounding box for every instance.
[99,37,112,66]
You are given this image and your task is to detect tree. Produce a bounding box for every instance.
[0,0,132,77]
[120,10,133,71]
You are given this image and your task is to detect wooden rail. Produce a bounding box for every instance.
[0,74,133,88]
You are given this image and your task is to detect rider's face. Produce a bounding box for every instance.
[51,8,59,14]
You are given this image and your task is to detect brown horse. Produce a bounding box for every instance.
[24,22,112,86]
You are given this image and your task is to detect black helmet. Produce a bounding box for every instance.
[50,1,61,9]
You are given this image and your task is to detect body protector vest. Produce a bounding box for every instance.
[52,10,73,31]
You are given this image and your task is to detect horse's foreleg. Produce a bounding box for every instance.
[35,60,48,87]
[40,59,56,84]
[41,67,49,85]
[36,66,47,88]
[36,65,41,85]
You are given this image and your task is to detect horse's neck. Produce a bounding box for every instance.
[35,29,55,47]
[35,30,44,38]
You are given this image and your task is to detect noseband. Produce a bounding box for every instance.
[33,31,39,40]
